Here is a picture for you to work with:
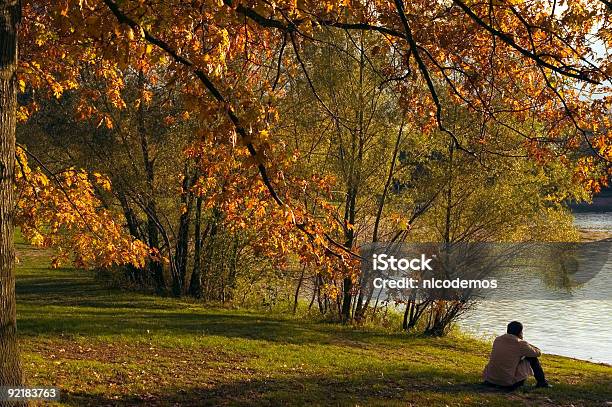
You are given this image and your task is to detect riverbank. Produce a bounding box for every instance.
[16,241,611,406]
[457,226,612,365]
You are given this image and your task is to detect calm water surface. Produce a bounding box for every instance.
[459,211,612,364]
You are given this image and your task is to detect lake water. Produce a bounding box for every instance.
[458,211,612,364]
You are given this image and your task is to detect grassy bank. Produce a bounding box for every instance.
[16,240,611,406]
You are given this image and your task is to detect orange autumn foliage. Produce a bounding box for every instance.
[15,147,151,269]
[14,0,612,274]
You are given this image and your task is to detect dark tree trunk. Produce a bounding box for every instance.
[225,238,238,302]
[146,203,165,293]
[117,190,141,240]
[293,266,305,314]
[340,185,357,321]
[137,71,165,294]
[173,166,195,297]
[200,208,219,300]
[188,196,203,297]
[307,275,317,310]
[316,274,327,314]
[340,276,352,321]
[0,0,23,390]
[117,190,144,284]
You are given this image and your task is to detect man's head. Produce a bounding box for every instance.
[507,321,523,338]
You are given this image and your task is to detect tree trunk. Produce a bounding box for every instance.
[188,196,203,297]
[0,0,23,390]
[355,120,405,321]
[173,166,195,297]
[340,41,366,322]
[117,190,141,241]
[137,71,165,294]
[293,266,305,314]
[223,238,238,302]
[117,190,144,285]
[146,203,165,293]
[340,183,357,321]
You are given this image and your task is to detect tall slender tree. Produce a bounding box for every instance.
[0,0,23,389]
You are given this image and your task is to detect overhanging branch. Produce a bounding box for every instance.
[101,0,362,261]
[103,0,284,206]
[452,0,599,85]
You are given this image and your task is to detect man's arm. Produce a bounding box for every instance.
[519,340,542,358]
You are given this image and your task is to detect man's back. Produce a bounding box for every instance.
[483,333,541,386]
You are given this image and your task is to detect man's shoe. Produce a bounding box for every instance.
[534,382,553,388]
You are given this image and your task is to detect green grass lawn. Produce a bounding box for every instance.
[15,240,611,406]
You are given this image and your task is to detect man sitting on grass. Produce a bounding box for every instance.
[483,321,552,389]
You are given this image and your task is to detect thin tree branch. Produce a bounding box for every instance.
[392,0,475,157]
[452,0,598,84]
[103,0,284,206]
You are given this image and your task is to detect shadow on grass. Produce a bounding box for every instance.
[17,269,420,348]
[57,368,611,407]
[18,303,425,348]
[16,271,482,353]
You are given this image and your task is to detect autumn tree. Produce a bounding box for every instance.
[19,69,194,292]
[0,0,23,390]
